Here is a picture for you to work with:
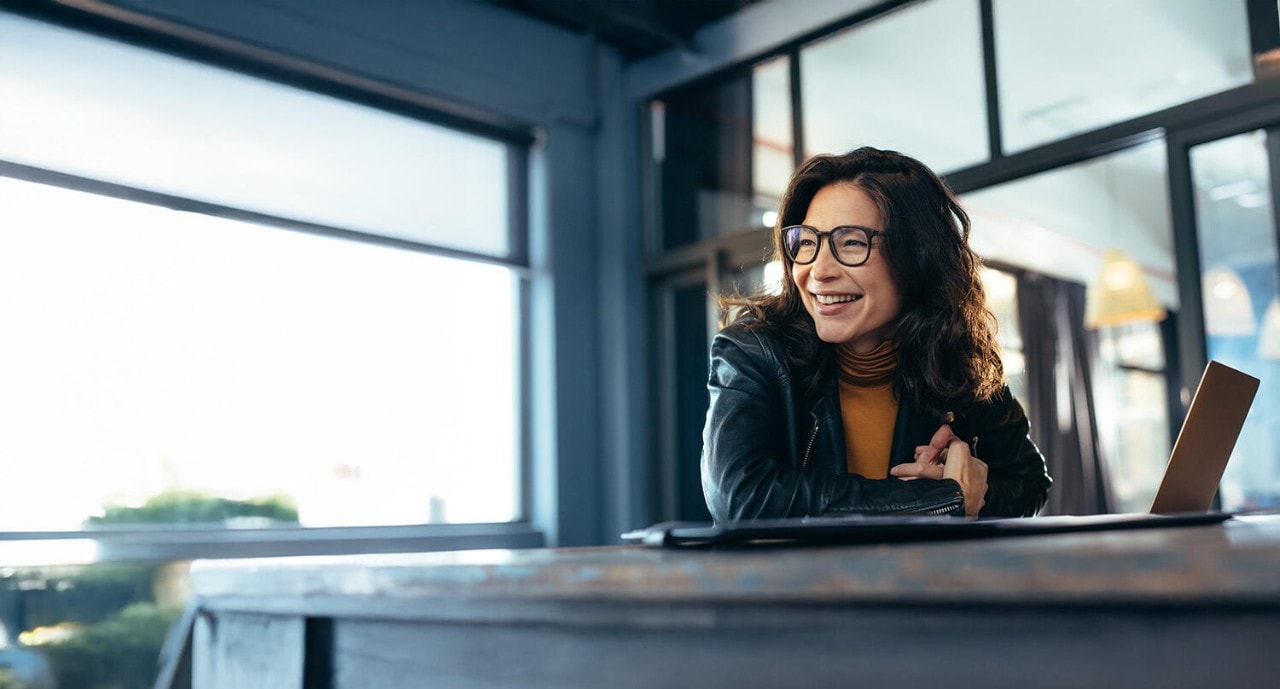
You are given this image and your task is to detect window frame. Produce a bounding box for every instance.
[0,6,542,556]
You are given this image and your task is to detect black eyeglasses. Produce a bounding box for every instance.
[781,225,884,267]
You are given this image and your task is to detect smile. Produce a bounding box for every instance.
[814,293,861,305]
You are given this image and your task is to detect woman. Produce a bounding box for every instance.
[701,147,1050,521]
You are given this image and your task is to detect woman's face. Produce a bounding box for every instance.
[791,182,902,352]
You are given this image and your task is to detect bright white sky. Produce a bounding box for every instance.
[0,12,521,529]
[0,177,519,529]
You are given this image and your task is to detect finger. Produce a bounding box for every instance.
[942,439,971,481]
[929,424,955,452]
[913,445,943,464]
[890,462,946,480]
[944,438,970,463]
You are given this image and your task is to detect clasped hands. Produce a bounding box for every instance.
[889,424,987,517]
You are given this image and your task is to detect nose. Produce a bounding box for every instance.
[808,241,843,280]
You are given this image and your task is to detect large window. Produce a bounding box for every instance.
[964,143,1176,513]
[655,56,794,248]
[0,13,526,531]
[993,0,1252,153]
[0,9,530,689]
[0,177,520,529]
[0,13,512,256]
[800,0,988,172]
[1190,130,1280,510]
[981,267,1026,403]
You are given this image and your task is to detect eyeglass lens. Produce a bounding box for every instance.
[783,226,873,266]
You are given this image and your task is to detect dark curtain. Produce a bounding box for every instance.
[1016,272,1113,515]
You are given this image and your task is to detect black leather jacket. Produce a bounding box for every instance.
[701,322,1051,522]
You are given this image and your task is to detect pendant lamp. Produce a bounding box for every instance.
[1084,248,1167,329]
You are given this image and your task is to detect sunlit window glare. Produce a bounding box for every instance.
[0,12,508,256]
[0,177,520,530]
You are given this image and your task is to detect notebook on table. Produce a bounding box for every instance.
[623,360,1260,548]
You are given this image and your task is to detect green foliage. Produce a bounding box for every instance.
[40,603,182,689]
[86,490,299,526]
[8,563,159,629]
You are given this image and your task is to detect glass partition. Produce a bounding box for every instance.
[1190,129,1280,510]
[981,267,1026,403]
[994,0,1251,153]
[0,176,521,529]
[800,0,988,172]
[0,13,511,257]
[963,142,1176,513]
[657,56,793,248]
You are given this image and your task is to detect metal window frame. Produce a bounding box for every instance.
[0,3,542,556]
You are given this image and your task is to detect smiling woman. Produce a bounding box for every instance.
[702,147,1051,521]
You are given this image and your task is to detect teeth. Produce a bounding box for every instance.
[815,294,858,305]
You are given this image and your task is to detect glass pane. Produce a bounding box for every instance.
[753,57,794,222]
[981,268,1026,402]
[673,285,712,522]
[0,176,520,529]
[1094,355,1172,513]
[965,142,1176,311]
[962,142,1175,513]
[994,0,1251,152]
[800,0,988,172]
[0,13,510,256]
[657,57,792,248]
[1190,130,1280,510]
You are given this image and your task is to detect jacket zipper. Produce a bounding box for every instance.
[800,420,820,470]
[922,500,963,516]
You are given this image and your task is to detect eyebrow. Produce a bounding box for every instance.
[793,224,884,233]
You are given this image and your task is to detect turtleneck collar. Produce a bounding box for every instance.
[836,339,898,387]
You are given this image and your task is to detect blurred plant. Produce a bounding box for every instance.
[86,490,298,526]
[3,491,295,688]
[39,603,181,689]
[3,564,159,630]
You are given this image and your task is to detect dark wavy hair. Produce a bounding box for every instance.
[723,146,1004,415]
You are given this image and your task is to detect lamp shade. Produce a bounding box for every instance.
[1202,267,1256,336]
[1084,248,1167,329]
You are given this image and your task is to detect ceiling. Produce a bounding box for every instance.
[489,0,764,58]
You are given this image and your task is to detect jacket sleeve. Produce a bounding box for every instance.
[970,388,1052,517]
[700,329,964,522]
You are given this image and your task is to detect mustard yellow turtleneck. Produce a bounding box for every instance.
[836,340,899,479]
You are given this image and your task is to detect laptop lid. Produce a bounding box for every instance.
[1149,360,1259,515]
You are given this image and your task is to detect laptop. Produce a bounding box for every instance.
[1149,360,1259,514]
[624,360,1260,547]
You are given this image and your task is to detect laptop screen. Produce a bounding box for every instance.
[1149,360,1259,514]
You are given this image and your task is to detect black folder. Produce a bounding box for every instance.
[621,512,1231,547]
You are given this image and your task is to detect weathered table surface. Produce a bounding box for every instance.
[187,514,1280,689]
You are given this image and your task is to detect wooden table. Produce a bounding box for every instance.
[186,514,1280,688]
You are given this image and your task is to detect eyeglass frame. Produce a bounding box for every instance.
[781,224,885,267]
